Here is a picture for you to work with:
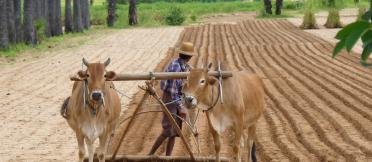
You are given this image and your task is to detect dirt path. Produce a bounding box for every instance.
[0,27,183,162]
[111,19,372,161]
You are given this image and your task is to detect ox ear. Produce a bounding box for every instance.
[207,63,213,71]
[208,76,218,85]
[77,70,88,79]
[105,71,117,81]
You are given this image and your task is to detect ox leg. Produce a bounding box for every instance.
[85,138,96,162]
[76,133,85,162]
[210,128,221,162]
[98,134,109,162]
[248,125,257,162]
[233,128,243,162]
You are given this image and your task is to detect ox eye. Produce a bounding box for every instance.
[200,79,206,84]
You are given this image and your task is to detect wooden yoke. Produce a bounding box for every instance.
[113,71,232,81]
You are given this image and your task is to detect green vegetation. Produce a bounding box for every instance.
[165,6,186,25]
[90,1,264,28]
[0,28,102,57]
[325,8,343,28]
[333,8,371,66]
[301,8,318,29]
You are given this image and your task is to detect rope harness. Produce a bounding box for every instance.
[82,79,104,116]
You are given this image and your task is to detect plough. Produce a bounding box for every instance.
[78,70,232,162]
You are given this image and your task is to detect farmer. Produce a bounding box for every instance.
[148,42,196,156]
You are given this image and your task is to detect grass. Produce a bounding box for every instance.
[0,27,104,57]
[90,1,266,28]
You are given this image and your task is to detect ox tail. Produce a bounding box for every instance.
[60,97,70,119]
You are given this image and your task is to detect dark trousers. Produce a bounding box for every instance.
[264,0,283,15]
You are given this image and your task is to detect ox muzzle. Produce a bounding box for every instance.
[184,95,198,109]
[91,90,104,102]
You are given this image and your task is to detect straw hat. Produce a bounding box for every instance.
[177,42,197,56]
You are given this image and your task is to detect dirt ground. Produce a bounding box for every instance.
[110,13,372,162]
[2,8,372,162]
[0,27,182,162]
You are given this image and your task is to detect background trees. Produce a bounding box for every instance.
[0,0,91,49]
[107,0,117,27]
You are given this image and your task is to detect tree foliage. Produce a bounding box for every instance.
[333,8,372,67]
[0,0,91,50]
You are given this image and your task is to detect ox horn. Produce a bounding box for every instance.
[104,58,111,67]
[82,58,89,66]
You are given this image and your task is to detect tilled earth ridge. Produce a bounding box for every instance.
[111,19,372,162]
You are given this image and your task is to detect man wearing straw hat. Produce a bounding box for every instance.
[148,42,196,156]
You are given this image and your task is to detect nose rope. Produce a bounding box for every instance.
[202,81,221,112]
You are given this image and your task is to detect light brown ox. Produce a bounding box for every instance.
[182,64,264,162]
[62,58,121,162]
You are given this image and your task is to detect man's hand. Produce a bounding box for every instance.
[179,112,186,120]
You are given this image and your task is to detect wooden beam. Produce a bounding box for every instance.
[113,71,233,81]
[85,155,230,162]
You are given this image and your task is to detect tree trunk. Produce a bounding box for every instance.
[275,0,283,15]
[34,0,43,20]
[107,0,116,27]
[263,0,272,14]
[24,0,36,45]
[81,0,90,29]
[43,0,51,37]
[48,0,56,36]
[14,0,22,42]
[73,0,83,32]
[128,0,137,25]
[65,0,73,33]
[0,0,9,49]
[54,0,63,35]
[6,0,16,44]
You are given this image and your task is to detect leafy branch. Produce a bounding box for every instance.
[332,8,372,67]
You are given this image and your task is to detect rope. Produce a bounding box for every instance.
[110,85,134,99]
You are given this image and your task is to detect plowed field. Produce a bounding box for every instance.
[110,19,372,162]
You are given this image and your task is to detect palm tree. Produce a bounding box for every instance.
[6,0,16,44]
[14,0,22,42]
[73,0,84,32]
[129,0,137,25]
[107,0,116,27]
[54,0,63,35]
[65,0,73,33]
[81,0,90,29]
[0,0,9,49]
[24,0,36,45]
[324,0,342,28]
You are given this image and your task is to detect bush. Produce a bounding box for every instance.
[324,8,342,28]
[357,7,367,21]
[164,6,185,25]
[300,8,318,29]
[117,0,127,4]
[284,1,303,9]
[190,14,197,22]
[35,19,46,44]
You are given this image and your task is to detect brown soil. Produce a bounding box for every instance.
[110,19,372,162]
[0,27,183,162]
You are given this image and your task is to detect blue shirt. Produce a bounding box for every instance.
[160,58,187,107]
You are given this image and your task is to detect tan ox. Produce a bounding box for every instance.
[61,58,121,162]
[182,64,264,162]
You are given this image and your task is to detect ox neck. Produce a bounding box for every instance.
[200,82,221,113]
